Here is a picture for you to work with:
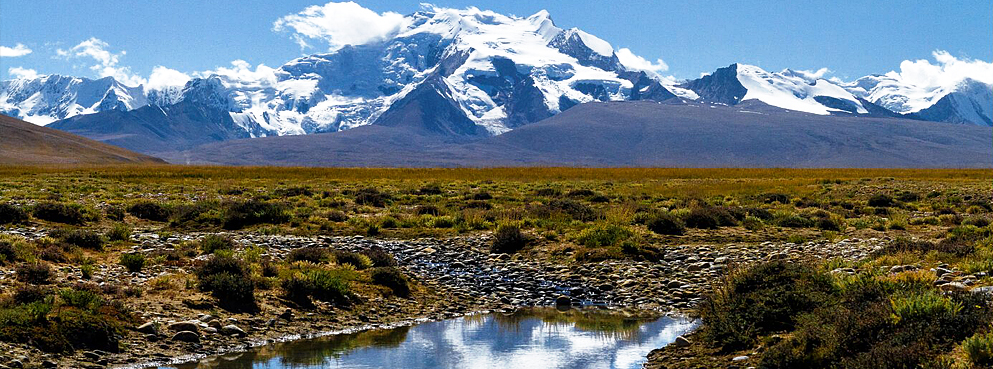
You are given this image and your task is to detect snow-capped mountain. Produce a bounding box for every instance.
[681,63,876,116]
[845,75,993,126]
[2,5,991,149]
[0,75,159,125]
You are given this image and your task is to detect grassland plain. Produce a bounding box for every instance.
[0,166,991,368]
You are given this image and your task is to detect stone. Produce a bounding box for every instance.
[7,360,23,369]
[940,282,969,292]
[554,295,572,307]
[672,335,691,347]
[168,321,199,333]
[972,286,993,295]
[732,355,749,361]
[171,331,200,343]
[221,324,246,337]
[137,322,158,335]
[42,361,57,368]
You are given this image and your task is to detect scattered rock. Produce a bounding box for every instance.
[672,335,691,347]
[137,322,158,335]
[221,325,246,337]
[168,321,199,333]
[171,331,200,343]
[554,295,572,307]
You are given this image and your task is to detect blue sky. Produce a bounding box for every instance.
[1,0,990,82]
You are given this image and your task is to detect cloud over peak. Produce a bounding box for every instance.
[889,50,993,89]
[273,1,408,51]
[58,37,146,87]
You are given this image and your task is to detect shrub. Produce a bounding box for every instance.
[32,202,86,225]
[354,188,391,207]
[58,288,102,310]
[332,250,372,270]
[868,194,896,207]
[762,193,790,204]
[106,223,132,242]
[699,261,837,351]
[326,210,349,222]
[742,216,765,231]
[890,291,962,324]
[414,205,441,216]
[964,331,993,366]
[282,269,352,305]
[534,188,561,197]
[361,246,396,267]
[370,267,410,297]
[491,224,529,254]
[646,213,686,235]
[287,247,328,263]
[684,207,721,229]
[223,200,289,230]
[774,213,814,228]
[462,200,492,210]
[576,224,631,248]
[416,185,443,195]
[119,253,146,273]
[194,254,255,310]
[12,285,48,304]
[126,201,170,221]
[273,186,312,198]
[16,262,54,284]
[815,216,845,231]
[0,240,17,264]
[379,216,399,228]
[54,229,104,250]
[470,192,493,200]
[0,203,29,224]
[366,224,380,236]
[199,234,235,254]
[964,217,991,227]
[104,206,125,222]
[566,189,596,198]
[540,199,600,221]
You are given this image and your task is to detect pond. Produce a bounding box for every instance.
[167,308,697,369]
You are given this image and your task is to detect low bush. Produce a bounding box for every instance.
[762,193,790,204]
[223,200,290,230]
[361,246,396,267]
[0,203,29,225]
[538,199,600,222]
[576,224,630,248]
[964,331,993,366]
[126,201,170,222]
[773,213,814,228]
[491,224,529,254]
[645,213,686,235]
[282,269,352,305]
[566,189,596,198]
[416,185,443,195]
[742,216,765,231]
[354,188,391,207]
[199,234,235,254]
[53,229,104,250]
[273,186,312,198]
[326,210,349,222]
[370,267,410,297]
[119,253,146,273]
[287,247,328,263]
[194,254,255,310]
[332,250,372,270]
[32,202,87,225]
[414,205,441,216]
[470,192,493,200]
[684,207,722,229]
[534,188,562,197]
[106,223,132,242]
[699,261,837,351]
[868,194,896,207]
[16,262,54,284]
[0,286,131,353]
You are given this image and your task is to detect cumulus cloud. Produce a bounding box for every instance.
[616,48,669,77]
[8,67,40,79]
[273,1,408,51]
[196,60,277,89]
[146,66,191,90]
[793,67,832,80]
[888,50,993,89]
[58,37,146,86]
[0,43,32,57]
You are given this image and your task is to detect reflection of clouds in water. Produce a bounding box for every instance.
[178,311,697,369]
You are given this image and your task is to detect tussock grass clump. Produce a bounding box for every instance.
[0,286,132,353]
[126,201,171,222]
[890,290,962,324]
[51,229,104,250]
[194,254,256,310]
[199,234,235,254]
[223,200,290,230]
[282,268,352,306]
[287,247,328,263]
[699,261,837,351]
[370,267,410,297]
[414,205,441,216]
[645,213,686,235]
[0,203,29,225]
[106,223,132,242]
[353,188,391,207]
[332,250,372,270]
[491,224,529,254]
[575,223,631,248]
[537,199,600,222]
[326,210,349,222]
[16,262,54,285]
[963,331,993,366]
[119,253,146,273]
[32,202,88,225]
[361,246,396,267]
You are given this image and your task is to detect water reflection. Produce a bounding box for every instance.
[168,308,697,369]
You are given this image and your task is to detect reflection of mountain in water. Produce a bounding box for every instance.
[170,308,697,369]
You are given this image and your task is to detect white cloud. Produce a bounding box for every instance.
[58,37,146,87]
[196,60,277,89]
[888,50,993,89]
[273,1,408,51]
[8,67,39,79]
[146,66,191,90]
[0,43,32,57]
[616,48,669,77]
[793,67,831,80]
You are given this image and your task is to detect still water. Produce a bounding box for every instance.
[170,308,697,369]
